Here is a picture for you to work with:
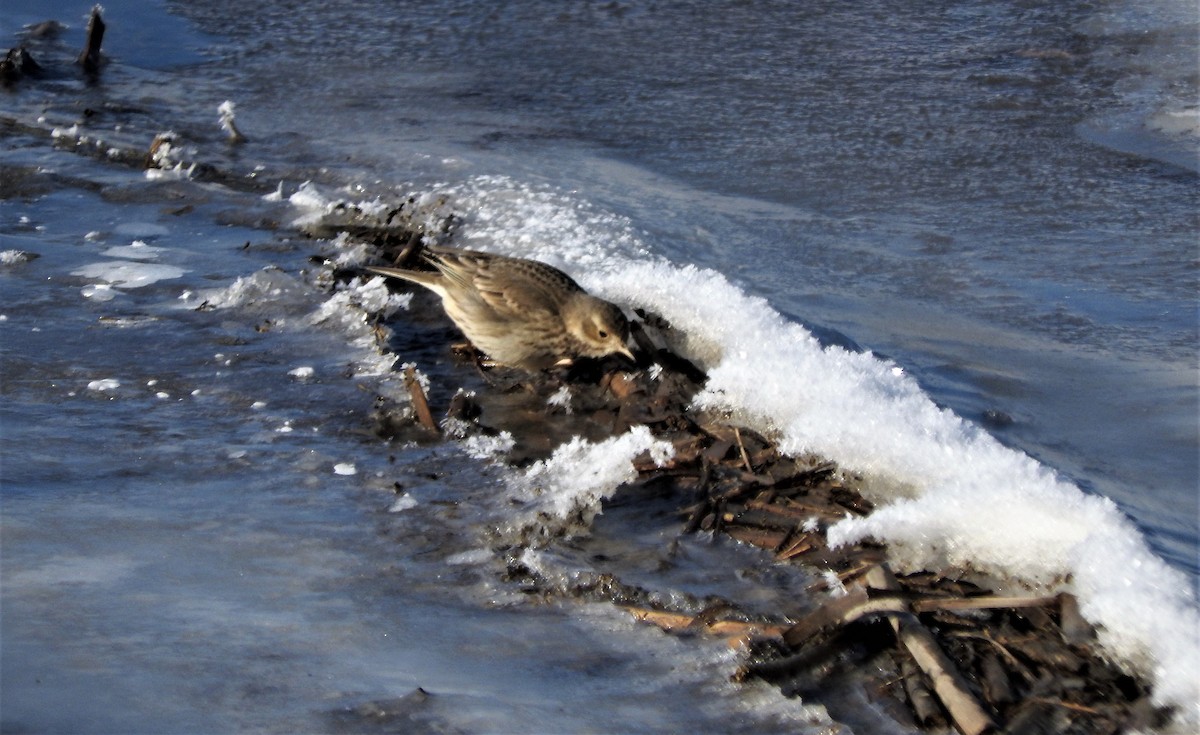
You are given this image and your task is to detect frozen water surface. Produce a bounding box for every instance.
[2,0,1197,730]
[0,170,832,733]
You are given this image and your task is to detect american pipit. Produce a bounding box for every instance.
[366,246,635,371]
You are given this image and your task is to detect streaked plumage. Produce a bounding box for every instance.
[366,246,634,371]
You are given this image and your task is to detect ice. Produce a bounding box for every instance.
[1,250,35,265]
[86,378,120,392]
[445,549,493,566]
[460,432,516,459]
[195,268,312,310]
[288,182,335,226]
[287,366,315,379]
[399,363,431,394]
[821,570,848,597]
[309,277,410,327]
[50,124,80,140]
[333,462,357,476]
[388,495,419,512]
[1150,107,1200,137]
[8,553,138,587]
[217,100,245,142]
[102,241,166,260]
[72,260,185,289]
[80,283,119,302]
[327,237,376,269]
[113,222,170,239]
[145,163,196,181]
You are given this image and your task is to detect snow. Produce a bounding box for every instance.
[284,177,1198,720]
[546,385,573,413]
[433,174,1199,719]
[599,257,1199,715]
[506,425,673,535]
[460,432,516,459]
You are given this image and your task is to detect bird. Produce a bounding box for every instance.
[364,245,635,371]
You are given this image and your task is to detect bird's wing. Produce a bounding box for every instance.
[433,250,582,319]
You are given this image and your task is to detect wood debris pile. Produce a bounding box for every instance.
[316,204,1172,734]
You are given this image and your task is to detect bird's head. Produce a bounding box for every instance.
[564,295,635,362]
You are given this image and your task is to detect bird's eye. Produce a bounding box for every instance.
[598,329,608,339]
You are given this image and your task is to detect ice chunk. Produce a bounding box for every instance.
[388,495,418,513]
[1,250,36,265]
[72,260,185,288]
[81,283,119,302]
[102,241,166,260]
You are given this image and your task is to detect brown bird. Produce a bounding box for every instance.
[365,246,635,371]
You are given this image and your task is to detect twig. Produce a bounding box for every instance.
[732,427,753,473]
[403,365,440,434]
[781,585,907,647]
[864,565,996,735]
[620,606,788,641]
[1029,697,1103,715]
[946,629,1033,684]
[77,6,105,73]
[902,655,943,725]
[911,594,1058,614]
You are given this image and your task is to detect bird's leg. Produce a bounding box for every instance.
[449,342,504,384]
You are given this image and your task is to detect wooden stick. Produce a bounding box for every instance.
[902,655,942,725]
[1058,592,1094,645]
[77,6,105,73]
[775,533,817,561]
[620,606,788,640]
[865,565,996,735]
[910,594,1058,614]
[732,427,754,473]
[782,585,907,646]
[403,365,440,434]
